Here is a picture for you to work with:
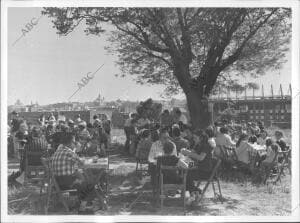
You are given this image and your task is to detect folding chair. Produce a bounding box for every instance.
[41,157,77,214]
[218,146,239,178]
[195,159,223,204]
[24,150,47,193]
[263,151,280,184]
[273,148,291,184]
[159,165,188,213]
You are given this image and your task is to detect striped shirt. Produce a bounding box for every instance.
[26,137,48,152]
[52,145,82,176]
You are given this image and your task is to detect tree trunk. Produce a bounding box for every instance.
[185,89,210,129]
[173,62,210,130]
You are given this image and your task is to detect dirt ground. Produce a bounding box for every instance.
[7,128,291,216]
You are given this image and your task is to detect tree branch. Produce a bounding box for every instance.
[113,22,170,53]
[219,9,278,70]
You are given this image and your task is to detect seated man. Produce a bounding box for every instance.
[25,127,48,166]
[172,126,190,154]
[148,127,176,190]
[136,129,152,161]
[52,132,96,211]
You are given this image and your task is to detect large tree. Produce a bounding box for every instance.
[43,7,291,129]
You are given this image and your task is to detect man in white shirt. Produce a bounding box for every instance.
[148,128,177,164]
[148,128,177,191]
[214,126,236,157]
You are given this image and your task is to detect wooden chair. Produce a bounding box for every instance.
[195,159,223,204]
[41,157,77,214]
[263,150,280,184]
[159,165,188,213]
[273,148,291,184]
[218,146,240,178]
[24,150,47,193]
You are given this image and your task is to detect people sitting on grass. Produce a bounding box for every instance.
[52,132,97,212]
[172,125,190,154]
[135,129,152,161]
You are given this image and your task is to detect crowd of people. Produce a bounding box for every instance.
[8,108,290,208]
[8,111,112,211]
[123,110,289,204]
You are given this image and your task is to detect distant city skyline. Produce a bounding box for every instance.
[8,7,291,106]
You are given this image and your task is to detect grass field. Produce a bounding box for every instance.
[7,128,292,216]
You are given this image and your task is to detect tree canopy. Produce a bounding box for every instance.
[43,7,291,128]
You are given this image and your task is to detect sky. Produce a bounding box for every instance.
[7,7,292,106]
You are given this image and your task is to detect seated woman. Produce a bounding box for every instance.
[181,130,214,195]
[157,140,199,202]
[259,138,279,181]
[261,138,279,166]
[257,130,269,146]
[136,129,152,161]
[235,133,250,165]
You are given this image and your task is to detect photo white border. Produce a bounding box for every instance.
[1,0,300,222]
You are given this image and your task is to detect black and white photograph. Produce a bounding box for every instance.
[1,0,300,222]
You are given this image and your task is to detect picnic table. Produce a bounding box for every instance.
[236,142,266,168]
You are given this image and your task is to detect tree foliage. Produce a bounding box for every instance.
[42,7,291,128]
[136,98,162,121]
[43,7,290,96]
